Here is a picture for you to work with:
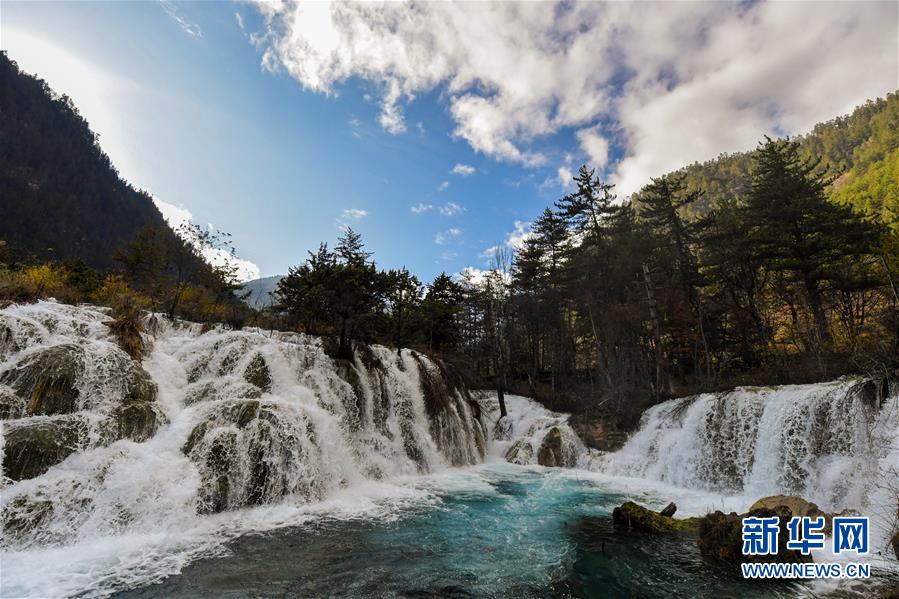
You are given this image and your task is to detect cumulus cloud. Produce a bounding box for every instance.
[411,203,433,214]
[576,126,609,169]
[154,198,261,282]
[439,202,465,217]
[437,180,449,192]
[506,220,533,250]
[251,1,896,195]
[451,163,477,176]
[435,227,462,245]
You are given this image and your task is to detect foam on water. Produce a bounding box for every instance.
[0,301,485,597]
[2,301,897,596]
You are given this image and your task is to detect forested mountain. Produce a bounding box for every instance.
[659,92,899,228]
[0,52,179,270]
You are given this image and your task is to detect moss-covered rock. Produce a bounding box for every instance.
[243,353,272,392]
[2,415,90,481]
[612,501,700,533]
[126,365,158,404]
[0,384,25,419]
[697,506,812,565]
[0,344,84,416]
[114,401,163,442]
[749,495,831,533]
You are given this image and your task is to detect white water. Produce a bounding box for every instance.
[2,301,897,596]
[0,301,485,596]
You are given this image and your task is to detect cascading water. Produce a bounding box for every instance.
[598,380,898,511]
[0,300,486,556]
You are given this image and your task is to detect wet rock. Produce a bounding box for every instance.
[114,402,163,442]
[659,502,677,518]
[0,344,84,415]
[749,495,830,533]
[244,353,272,392]
[612,501,699,533]
[537,426,576,467]
[0,384,26,419]
[568,413,628,452]
[493,416,512,441]
[2,494,54,543]
[892,530,899,561]
[697,506,812,565]
[2,415,90,481]
[504,438,533,465]
[126,365,158,404]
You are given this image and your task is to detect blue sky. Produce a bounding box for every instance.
[2,1,896,282]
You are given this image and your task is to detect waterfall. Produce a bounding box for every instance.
[599,380,899,514]
[0,300,486,550]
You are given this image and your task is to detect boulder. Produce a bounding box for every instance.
[505,437,533,465]
[749,495,823,519]
[2,415,90,481]
[749,495,831,533]
[126,365,158,404]
[114,401,163,442]
[243,353,272,392]
[537,426,565,467]
[697,506,812,565]
[0,344,84,415]
[612,501,699,533]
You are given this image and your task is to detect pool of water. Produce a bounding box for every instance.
[114,463,804,598]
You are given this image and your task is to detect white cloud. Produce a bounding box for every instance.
[161,1,202,38]
[411,203,433,214]
[506,220,533,250]
[252,2,897,194]
[439,202,465,217]
[434,227,462,245]
[438,181,449,192]
[154,198,261,282]
[336,207,367,231]
[451,163,477,176]
[576,126,609,169]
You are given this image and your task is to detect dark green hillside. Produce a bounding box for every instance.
[653,92,899,227]
[0,52,178,269]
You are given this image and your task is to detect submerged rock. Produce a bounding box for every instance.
[2,415,91,481]
[612,501,699,533]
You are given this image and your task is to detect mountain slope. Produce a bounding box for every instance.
[651,92,899,228]
[242,275,284,308]
[0,52,184,270]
